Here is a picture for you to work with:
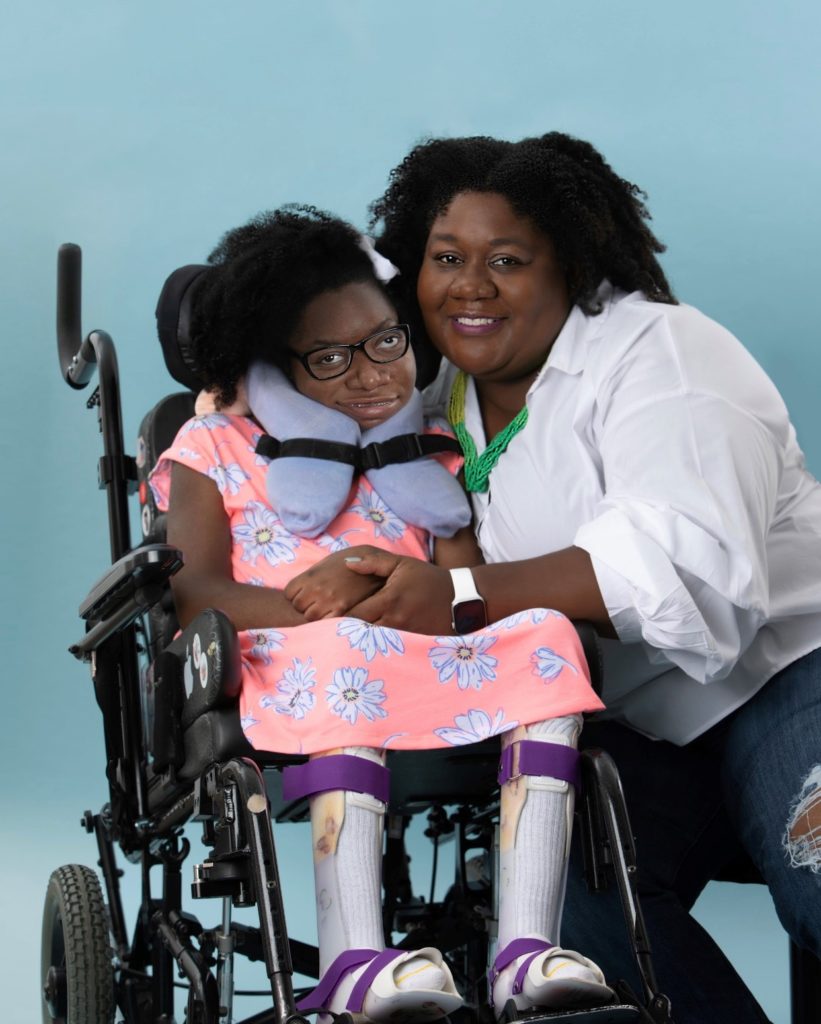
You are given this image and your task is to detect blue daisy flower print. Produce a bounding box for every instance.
[318,528,363,553]
[351,486,405,542]
[531,646,579,680]
[428,634,498,690]
[241,713,260,731]
[261,657,316,720]
[208,460,250,495]
[326,667,388,724]
[181,413,230,434]
[336,618,405,662]
[434,708,518,746]
[233,501,300,566]
[248,629,286,666]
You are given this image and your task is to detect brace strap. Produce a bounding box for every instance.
[490,938,554,996]
[348,948,406,1010]
[255,431,461,470]
[281,754,390,803]
[497,740,581,792]
[296,947,396,1011]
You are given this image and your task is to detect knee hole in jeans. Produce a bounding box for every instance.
[784,763,821,872]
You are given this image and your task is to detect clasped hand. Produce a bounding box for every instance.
[284,545,454,634]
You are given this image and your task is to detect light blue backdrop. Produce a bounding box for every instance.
[2,2,819,1021]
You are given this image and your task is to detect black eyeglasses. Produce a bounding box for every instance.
[290,324,411,381]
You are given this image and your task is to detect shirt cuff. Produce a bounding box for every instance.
[574,508,716,661]
[585,550,645,643]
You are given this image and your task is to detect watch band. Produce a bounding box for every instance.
[449,567,488,634]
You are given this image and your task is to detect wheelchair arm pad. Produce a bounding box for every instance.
[71,544,184,659]
[166,608,242,730]
[79,544,184,622]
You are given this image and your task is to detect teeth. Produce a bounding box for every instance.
[455,317,499,325]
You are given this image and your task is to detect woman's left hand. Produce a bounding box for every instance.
[284,545,387,620]
[345,550,454,633]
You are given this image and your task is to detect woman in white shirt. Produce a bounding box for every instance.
[305,132,821,1023]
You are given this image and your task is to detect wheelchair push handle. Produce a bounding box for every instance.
[57,242,98,389]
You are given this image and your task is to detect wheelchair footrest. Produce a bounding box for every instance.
[500,1004,640,1023]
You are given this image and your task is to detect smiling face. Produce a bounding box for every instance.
[416,191,571,388]
[288,280,416,429]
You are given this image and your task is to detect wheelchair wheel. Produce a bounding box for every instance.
[41,864,114,1024]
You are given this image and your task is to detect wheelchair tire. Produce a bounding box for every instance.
[41,864,114,1024]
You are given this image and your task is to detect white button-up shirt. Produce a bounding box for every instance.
[425,283,821,744]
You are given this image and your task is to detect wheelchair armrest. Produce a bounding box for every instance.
[70,544,183,660]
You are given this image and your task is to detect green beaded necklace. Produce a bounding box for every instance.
[447,370,529,493]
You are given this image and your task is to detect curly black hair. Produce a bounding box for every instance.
[369,132,675,382]
[191,206,385,406]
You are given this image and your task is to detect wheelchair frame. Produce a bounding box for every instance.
[43,243,676,1024]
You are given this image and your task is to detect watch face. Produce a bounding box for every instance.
[452,598,487,635]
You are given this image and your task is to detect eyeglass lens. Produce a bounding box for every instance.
[305,326,408,379]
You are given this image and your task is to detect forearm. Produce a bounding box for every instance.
[472,546,615,635]
[172,572,307,631]
[433,524,484,568]
[343,544,615,637]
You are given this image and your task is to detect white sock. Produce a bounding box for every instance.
[497,714,581,950]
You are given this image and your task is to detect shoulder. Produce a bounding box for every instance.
[595,288,736,359]
[172,413,259,450]
[584,289,765,396]
[578,291,791,439]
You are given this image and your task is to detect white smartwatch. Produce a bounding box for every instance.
[449,568,488,634]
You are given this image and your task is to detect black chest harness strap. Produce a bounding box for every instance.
[255,431,462,472]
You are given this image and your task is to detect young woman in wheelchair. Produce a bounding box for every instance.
[149,206,614,1021]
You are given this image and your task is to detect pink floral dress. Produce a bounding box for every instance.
[151,413,604,754]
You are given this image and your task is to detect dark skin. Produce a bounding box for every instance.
[287,192,613,635]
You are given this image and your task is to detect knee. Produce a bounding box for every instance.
[784,763,821,874]
[775,763,821,954]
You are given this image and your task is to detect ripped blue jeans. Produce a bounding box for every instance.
[562,646,821,1024]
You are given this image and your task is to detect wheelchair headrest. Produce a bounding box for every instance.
[155,263,210,391]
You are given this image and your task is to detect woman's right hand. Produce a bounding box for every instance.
[344,550,455,634]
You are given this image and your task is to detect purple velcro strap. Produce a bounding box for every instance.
[347,948,405,1011]
[282,755,390,803]
[296,948,378,1011]
[497,741,581,792]
[489,938,554,998]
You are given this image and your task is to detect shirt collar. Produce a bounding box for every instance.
[529,279,615,391]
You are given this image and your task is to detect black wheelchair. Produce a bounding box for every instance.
[41,243,679,1024]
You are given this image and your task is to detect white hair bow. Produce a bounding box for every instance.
[358,234,400,283]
